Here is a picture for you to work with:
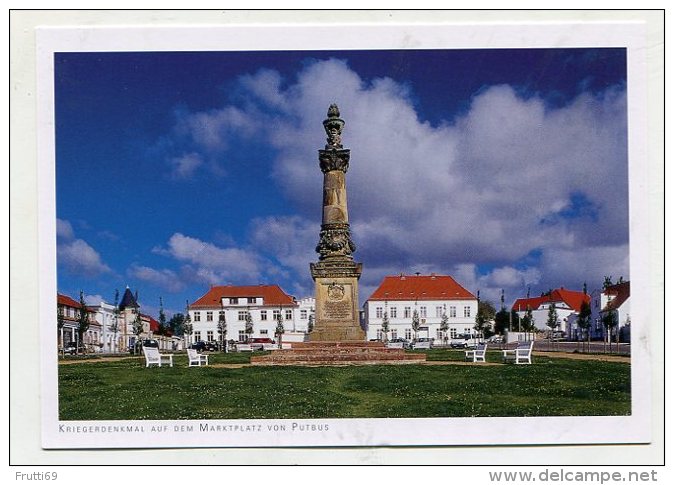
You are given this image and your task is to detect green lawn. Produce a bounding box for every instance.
[58,350,630,420]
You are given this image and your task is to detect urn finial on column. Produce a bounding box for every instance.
[323,103,345,149]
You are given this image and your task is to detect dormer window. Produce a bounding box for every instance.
[229,298,239,305]
[247,297,256,304]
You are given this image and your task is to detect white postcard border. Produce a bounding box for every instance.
[36,20,652,449]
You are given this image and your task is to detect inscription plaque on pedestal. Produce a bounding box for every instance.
[309,105,365,342]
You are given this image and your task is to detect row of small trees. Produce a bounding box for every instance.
[59,289,320,354]
[379,308,452,343]
[375,291,621,349]
[181,303,313,352]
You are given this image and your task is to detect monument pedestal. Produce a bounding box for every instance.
[250,341,426,365]
[310,260,365,342]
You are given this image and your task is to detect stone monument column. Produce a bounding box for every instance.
[309,104,365,341]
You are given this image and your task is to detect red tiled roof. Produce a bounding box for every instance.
[190,285,296,308]
[512,288,589,313]
[142,314,173,336]
[57,293,82,308]
[144,314,159,332]
[367,274,477,301]
[603,281,630,311]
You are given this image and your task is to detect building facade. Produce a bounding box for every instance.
[364,274,479,343]
[57,293,99,351]
[188,285,315,345]
[512,287,590,336]
[58,287,181,353]
[588,280,631,342]
[86,299,120,353]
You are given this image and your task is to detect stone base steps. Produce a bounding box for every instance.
[250,341,426,366]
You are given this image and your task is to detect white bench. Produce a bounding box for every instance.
[502,340,534,365]
[465,343,487,363]
[187,348,209,367]
[142,346,173,367]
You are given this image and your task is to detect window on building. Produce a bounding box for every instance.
[436,306,444,318]
[450,328,458,338]
[206,311,213,322]
[206,331,213,342]
[390,307,397,318]
[376,307,383,318]
[436,329,444,340]
[404,307,411,318]
[194,312,201,322]
[285,310,292,320]
[260,310,267,321]
[260,329,268,335]
[464,327,472,335]
[301,310,307,319]
[391,330,397,339]
[238,311,247,321]
[376,329,383,341]
[420,306,427,318]
[273,309,281,321]
[238,330,246,342]
[247,297,256,304]
[404,328,412,340]
[218,310,225,322]
[449,306,456,318]
[464,306,471,318]
[194,331,201,341]
[229,298,239,305]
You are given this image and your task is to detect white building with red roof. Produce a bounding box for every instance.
[589,280,631,342]
[364,273,478,342]
[512,287,590,336]
[57,293,99,351]
[188,285,315,345]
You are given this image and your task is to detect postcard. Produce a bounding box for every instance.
[29,14,659,454]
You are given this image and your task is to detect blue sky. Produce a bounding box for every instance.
[55,48,628,317]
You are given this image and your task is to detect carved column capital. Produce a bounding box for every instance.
[318,148,350,173]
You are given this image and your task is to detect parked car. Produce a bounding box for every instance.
[411,338,434,350]
[549,331,566,341]
[487,335,504,344]
[190,341,207,351]
[249,337,275,351]
[235,342,253,352]
[63,342,78,355]
[385,338,407,349]
[142,339,159,348]
[450,334,481,349]
[204,341,218,351]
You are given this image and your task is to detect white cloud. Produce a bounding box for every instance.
[249,216,316,275]
[156,233,264,286]
[56,218,111,277]
[170,152,204,179]
[84,294,106,305]
[56,218,74,240]
[164,58,629,303]
[58,238,111,277]
[539,244,629,289]
[239,69,289,111]
[127,264,185,293]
